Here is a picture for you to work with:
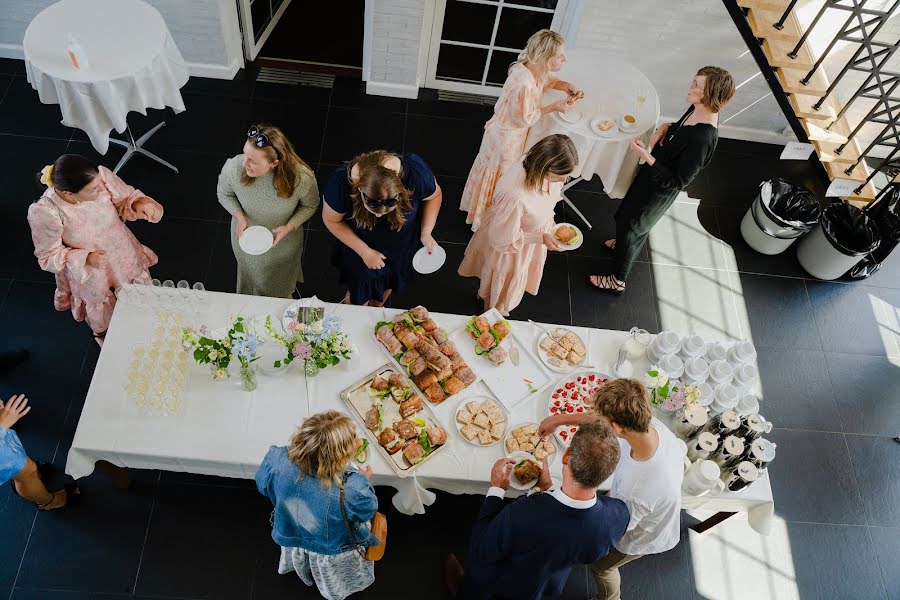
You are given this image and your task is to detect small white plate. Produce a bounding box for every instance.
[239,226,273,255]
[551,223,584,251]
[560,109,582,124]
[412,244,447,274]
[590,117,618,138]
[536,328,588,373]
[454,395,508,447]
[508,451,543,490]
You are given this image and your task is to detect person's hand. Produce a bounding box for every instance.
[134,198,163,223]
[235,213,249,238]
[490,458,516,490]
[271,224,297,247]
[649,122,670,149]
[420,233,436,254]
[560,81,580,96]
[538,415,560,437]
[86,250,108,269]
[547,99,572,114]
[536,456,552,491]
[542,232,564,252]
[362,247,387,270]
[630,138,651,161]
[357,464,373,480]
[0,394,31,429]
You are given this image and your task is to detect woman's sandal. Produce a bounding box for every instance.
[589,274,626,295]
[604,239,617,251]
[37,483,81,511]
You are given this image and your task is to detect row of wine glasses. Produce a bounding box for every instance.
[115,280,208,316]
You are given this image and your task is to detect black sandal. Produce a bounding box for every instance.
[589,274,626,295]
[37,483,81,511]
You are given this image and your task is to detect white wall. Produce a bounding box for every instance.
[0,0,243,79]
[364,0,429,99]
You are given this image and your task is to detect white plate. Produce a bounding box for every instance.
[551,223,583,251]
[547,371,612,447]
[450,308,553,409]
[508,451,543,490]
[412,244,447,274]
[454,395,508,447]
[536,328,588,373]
[619,115,639,133]
[504,422,558,465]
[239,226,273,255]
[590,117,618,138]
[560,109,582,124]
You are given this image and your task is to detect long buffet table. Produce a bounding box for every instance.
[66,289,775,534]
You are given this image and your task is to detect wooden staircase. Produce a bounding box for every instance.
[735,0,884,203]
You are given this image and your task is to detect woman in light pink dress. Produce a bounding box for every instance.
[28,155,163,343]
[460,29,579,232]
[459,134,578,316]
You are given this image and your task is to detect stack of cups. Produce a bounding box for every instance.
[658,354,684,379]
[732,363,759,392]
[709,384,739,415]
[708,360,734,385]
[682,356,709,385]
[696,382,715,407]
[705,342,728,364]
[647,330,681,364]
[736,392,760,416]
[679,335,705,361]
[728,340,757,365]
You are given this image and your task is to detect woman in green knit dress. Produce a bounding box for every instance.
[217,124,319,298]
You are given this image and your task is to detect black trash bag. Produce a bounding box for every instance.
[849,186,900,279]
[820,201,881,258]
[759,178,820,229]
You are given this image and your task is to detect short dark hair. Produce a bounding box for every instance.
[568,421,621,489]
[36,154,99,194]
[696,66,735,113]
[593,378,652,433]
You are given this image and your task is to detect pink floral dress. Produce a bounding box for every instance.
[27,166,161,335]
[460,63,546,232]
[458,162,562,316]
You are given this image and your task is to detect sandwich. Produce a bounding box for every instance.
[424,382,446,403]
[477,429,493,445]
[394,419,419,440]
[393,312,411,325]
[439,341,457,357]
[567,349,585,365]
[505,437,520,453]
[449,352,466,370]
[514,459,541,485]
[466,315,491,339]
[554,225,578,245]
[410,356,428,377]
[442,376,465,396]
[376,324,394,341]
[354,439,369,463]
[376,325,403,354]
[431,328,449,345]
[436,365,454,381]
[473,413,490,429]
[454,366,477,386]
[428,353,452,373]
[400,349,420,367]
[390,386,411,402]
[539,336,555,352]
[488,346,508,366]
[399,395,423,419]
[378,428,402,454]
[596,119,614,132]
[403,441,426,465]
[456,410,473,425]
[414,371,439,391]
[466,400,483,414]
[409,305,429,322]
[550,343,569,360]
[567,89,585,104]
[364,405,382,430]
[427,426,448,446]
[371,377,389,392]
[399,330,420,350]
[460,424,479,441]
[492,320,511,342]
[389,373,409,388]
[490,423,505,440]
[421,318,437,332]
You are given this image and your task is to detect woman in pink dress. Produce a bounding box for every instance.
[460,29,579,232]
[459,134,578,316]
[28,155,163,344]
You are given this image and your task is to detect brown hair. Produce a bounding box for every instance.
[696,66,735,113]
[287,410,358,487]
[512,29,565,77]
[593,378,652,433]
[522,134,578,193]
[347,150,413,231]
[35,154,99,194]
[568,421,621,488]
[240,123,312,198]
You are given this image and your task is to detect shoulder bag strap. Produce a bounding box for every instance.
[47,198,66,226]
[338,473,367,559]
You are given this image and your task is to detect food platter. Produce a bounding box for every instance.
[504,422,557,465]
[340,363,451,478]
[547,371,611,447]
[454,396,508,447]
[450,308,552,408]
[508,451,543,491]
[536,326,588,373]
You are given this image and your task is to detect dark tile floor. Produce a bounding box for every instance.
[1,58,899,600]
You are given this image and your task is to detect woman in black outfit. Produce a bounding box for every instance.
[590,66,735,293]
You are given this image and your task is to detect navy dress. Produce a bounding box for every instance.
[323,154,437,304]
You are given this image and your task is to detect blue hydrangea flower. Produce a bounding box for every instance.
[322,315,342,333]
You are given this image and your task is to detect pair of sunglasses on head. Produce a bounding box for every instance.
[247,125,280,158]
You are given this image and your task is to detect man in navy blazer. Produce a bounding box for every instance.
[448,421,630,600]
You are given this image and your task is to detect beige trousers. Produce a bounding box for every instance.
[590,548,641,600]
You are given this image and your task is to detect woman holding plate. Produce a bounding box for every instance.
[459,134,577,316]
[460,29,580,232]
[217,124,319,298]
[589,66,734,294]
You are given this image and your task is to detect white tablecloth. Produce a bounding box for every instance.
[23,0,189,154]
[66,289,774,535]
[525,50,660,199]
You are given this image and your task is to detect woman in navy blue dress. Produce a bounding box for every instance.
[323,150,442,306]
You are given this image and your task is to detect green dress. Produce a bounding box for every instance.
[216,155,320,297]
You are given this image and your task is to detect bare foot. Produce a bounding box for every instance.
[604,239,616,250]
[38,487,79,510]
[589,274,626,295]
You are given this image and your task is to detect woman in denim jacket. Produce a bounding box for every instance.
[256,410,378,600]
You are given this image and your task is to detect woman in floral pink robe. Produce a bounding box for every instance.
[27,155,163,341]
[459,29,579,232]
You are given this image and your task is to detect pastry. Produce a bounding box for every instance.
[473,413,490,429]
[477,429,493,445]
[505,438,520,453]
[456,410,473,425]
[460,424,479,441]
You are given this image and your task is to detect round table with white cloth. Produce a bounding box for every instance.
[24,0,189,156]
[525,50,660,201]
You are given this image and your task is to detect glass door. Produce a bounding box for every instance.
[425,0,572,96]
[237,0,293,61]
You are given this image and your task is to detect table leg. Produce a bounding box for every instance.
[96,460,131,489]
[111,122,178,174]
[690,511,736,533]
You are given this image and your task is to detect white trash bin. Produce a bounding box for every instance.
[797,204,880,280]
[740,180,817,254]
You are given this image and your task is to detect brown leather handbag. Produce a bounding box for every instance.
[340,473,387,561]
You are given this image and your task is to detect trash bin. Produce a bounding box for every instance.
[849,186,900,279]
[740,179,820,255]
[797,202,881,280]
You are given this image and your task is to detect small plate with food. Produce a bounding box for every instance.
[551,223,583,251]
[547,371,611,446]
[505,422,557,464]
[536,327,588,373]
[590,117,618,138]
[508,451,544,491]
[455,396,508,447]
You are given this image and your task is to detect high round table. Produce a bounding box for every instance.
[24,0,189,173]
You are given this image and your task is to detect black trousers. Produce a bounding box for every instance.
[613,170,680,281]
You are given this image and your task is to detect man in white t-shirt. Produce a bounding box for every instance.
[540,378,683,600]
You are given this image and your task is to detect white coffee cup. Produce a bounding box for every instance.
[683,356,709,384]
[727,340,757,365]
[704,342,728,363]
[708,360,734,385]
[652,330,681,356]
[658,354,684,379]
[679,335,705,360]
[737,393,760,416]
[709,383,739,414]
[697,382,714,406]
[682,459,725,496]
[732,364,759,389]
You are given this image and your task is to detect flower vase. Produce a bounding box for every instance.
[210,365,229,381]
[240,362,258,391]
[304,360,320,377]
[653,401,676,417]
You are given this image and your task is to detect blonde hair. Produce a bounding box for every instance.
[347,150,413,231]
[240,123,313,198]
[593,378,652,433]
[511,29,565,75]
[287,411,358,487]
[522,134,578,192]
[696,66,736,113]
